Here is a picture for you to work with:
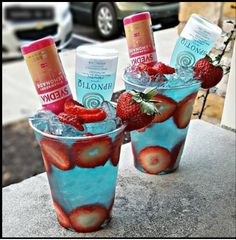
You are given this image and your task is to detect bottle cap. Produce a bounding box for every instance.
[123,12,151,25]
[21,36,55,55]
[76,44,118,59]
[181,14,222,41]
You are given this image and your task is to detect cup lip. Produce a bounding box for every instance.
[122,72,201,90]
[29,118,127,141]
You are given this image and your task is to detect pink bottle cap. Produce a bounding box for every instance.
[21,36,55,55]
[123,12,151,25]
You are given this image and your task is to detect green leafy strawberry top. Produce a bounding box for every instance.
[130,87,161,116]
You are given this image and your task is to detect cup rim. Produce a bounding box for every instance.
[122,72,201,90]
[29,118,127,141]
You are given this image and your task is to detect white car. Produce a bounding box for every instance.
[2,2,73,59]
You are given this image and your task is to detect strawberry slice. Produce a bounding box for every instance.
[152,62,175,74]
[40,138,73,170]
[170,140,185,169]
[58,112,84,131]
[111,132,124,166]
[85,133,95,137]
[78,110,107,123]
[131,142,137,164]
[64,98,106,123]
[53,199,70,229]
[173,92,198,129]
[136,62,157,72]
[41,150,52,174]
[71,135,112,168]
[136,63,148,72]
[152,94,177,123]
[107,197,115,218]
[69,204,108,232]
[137,122,153,132]
[139,146,171,174]
[146,62,175,76]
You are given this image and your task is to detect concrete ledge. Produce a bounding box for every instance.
[2,120,236,238]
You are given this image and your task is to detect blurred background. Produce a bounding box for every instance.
[2,2,236,187]
[2,2,179,61]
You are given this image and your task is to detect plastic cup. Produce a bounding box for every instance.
[29,119,126,233]
[123,74,201,175]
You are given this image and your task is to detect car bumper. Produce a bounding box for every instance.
[2,12,73,59]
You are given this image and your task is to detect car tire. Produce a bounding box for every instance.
[95,2,120,39]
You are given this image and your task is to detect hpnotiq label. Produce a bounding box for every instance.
[170,14,222,68]
[22,37,72,114]
[124,12,157,65]
[75,47,118,108]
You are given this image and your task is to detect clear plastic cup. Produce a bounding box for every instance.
[29,119,126,232]
[123,74,201,175]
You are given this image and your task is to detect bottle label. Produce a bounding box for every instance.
[39,83,71,105]
[130,52,157,65]
[75,57,117,107]
[23,45,72,113]
[124,19,157,64]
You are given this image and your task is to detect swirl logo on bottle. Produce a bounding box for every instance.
[176,51,196,68]
[82,93,104,108]
[75,45,118,108]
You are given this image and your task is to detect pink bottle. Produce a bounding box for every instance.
[123,12,157,65]
[21,36,72,114]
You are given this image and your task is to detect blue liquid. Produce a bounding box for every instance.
[49,160,118,213]
[75,73,116,108]
[34,127,125,231]
[125,79,201,174]
[170,37,215,68]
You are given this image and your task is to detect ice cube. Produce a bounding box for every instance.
[175,66,194,82]
[62,124,87,137]
[84,118,117,135]
[114,117,123,128]
[30,118,50,132]
[101,101,116,119]
[48,116,65,136]
[139,71,152,85]
[48,116,86,137]
[33,109,56,120]
[29,109,56,132]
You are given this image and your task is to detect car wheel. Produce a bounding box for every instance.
[95,3,119,39]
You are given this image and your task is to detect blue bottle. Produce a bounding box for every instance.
[170,14,222,68]
[75,45,118,108]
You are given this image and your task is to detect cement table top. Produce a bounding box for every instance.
[2,120,236,238]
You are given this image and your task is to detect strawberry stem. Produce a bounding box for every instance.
[198,89,209,119]
[130,87,160,116]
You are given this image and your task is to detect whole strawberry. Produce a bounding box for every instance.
[194,56,223,89]
[116,88,160,131]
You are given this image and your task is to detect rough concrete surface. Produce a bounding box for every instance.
[2,120,236,238]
